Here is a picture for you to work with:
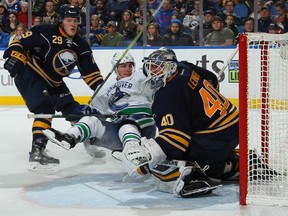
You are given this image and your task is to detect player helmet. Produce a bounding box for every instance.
[111,51,135,76]
[143,47,178,89]
[58,4,81,24]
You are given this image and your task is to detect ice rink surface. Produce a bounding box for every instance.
[1,106,288,216]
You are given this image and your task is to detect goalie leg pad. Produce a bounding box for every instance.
[141,137,167,169]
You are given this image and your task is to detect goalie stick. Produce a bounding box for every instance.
[86,0,165,107]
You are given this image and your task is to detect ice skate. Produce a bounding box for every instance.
[83,137,106,158]
[28,140,60,171]
[43,128,79,150]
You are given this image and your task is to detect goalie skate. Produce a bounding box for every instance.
[43,128,78,150]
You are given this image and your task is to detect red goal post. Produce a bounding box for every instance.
[239,33,288,206]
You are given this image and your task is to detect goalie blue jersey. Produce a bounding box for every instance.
[153,61,239,162]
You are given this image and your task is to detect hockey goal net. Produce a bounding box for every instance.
[239,33,288,206]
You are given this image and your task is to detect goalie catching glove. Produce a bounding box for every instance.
[4,50,27,78]
[121,137,166,179]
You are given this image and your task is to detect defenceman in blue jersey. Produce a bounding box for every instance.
[3,5,103,170]
[121,47,239,197]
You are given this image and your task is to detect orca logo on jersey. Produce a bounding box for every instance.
[108,87,130,111]
[53,49,78,76]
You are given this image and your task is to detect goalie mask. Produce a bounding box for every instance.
[111,51,135,78]
[143,47,178,89]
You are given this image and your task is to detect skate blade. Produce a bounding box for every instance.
[111,149,122,161]
[28,162,60,171]
[42,129,70,150]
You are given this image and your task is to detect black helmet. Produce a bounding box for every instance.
[58,4,81,23]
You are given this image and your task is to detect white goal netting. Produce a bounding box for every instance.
[239,33,288,206]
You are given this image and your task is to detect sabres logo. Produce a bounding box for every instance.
[53,49,78,76]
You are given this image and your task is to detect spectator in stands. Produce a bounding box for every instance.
[69,0,86,27]
[243,17,254,33]
[258,5,272,33]
[154,0,177,36]
[234,17,254,45]
[4,0,21,13]
[41,0,58,24]
[18,1,34,27]
[81,14,107,47]
[148,0,162,15]
[101,20,125,46]
[91,0,109,25]
[173,0,194,21]
[0,2,9,26]
[118,9,138,46]
[161,18,194,46]
[137,22,162,46]
[204,16,234,46]
[273,1,288,33]
[189,0,200,19]
[217,0,242,25]
[32,0,46,17]
[135,10,155,37]
[182,0,201,34]
[249,0,264,20]
[8,23,27,44]
[268,22,282,34]
[192,9,214,45]
[3,11,20,34]
[224,14,239,36]
[132,1,143,24]
[33,16,43,26]
[105,0,129,23]
[0,24,10,47]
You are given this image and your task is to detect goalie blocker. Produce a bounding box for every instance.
[121,137,221,197]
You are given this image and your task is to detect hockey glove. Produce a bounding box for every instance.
[4,50,27,78]
[72,104,100,116]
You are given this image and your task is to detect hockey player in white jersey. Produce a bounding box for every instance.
[43,51,156,170]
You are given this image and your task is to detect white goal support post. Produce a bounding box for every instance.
[239,33,288,206]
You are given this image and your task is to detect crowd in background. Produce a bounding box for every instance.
[0,0,288,48]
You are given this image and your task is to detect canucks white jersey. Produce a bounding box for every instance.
[92,68,154,128]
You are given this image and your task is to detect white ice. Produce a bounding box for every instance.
[0,106,288,216]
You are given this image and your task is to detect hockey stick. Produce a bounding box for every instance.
[86,0,165,106]
[27,113,153,119]
[217,46,239,82]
